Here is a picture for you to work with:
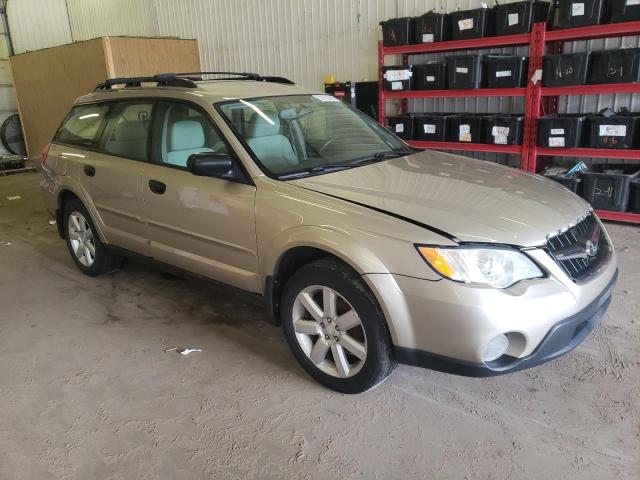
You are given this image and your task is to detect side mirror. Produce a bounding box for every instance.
[187,152,235,179]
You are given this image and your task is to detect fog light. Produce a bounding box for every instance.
[482,334,509,362]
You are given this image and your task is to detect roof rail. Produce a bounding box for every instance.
[94,72,295,91]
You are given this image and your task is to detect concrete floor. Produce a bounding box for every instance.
[0,172,638,480]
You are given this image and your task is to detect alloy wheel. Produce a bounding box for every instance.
[292,285,367,378]
[68,211,96,267]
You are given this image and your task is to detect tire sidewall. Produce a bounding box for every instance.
[281,260,395,394]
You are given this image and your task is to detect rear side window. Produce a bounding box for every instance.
[99,101,154,161]
[55,104,109,148]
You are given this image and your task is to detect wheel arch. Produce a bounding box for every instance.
[262,227,392,326]
[57,186,107,242]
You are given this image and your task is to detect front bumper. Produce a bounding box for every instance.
[363,245,618,376]
[394,269,617,376]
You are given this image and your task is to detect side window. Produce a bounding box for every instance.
[154,101,228,168]
[99,101,154,161]
[55,103,109,148]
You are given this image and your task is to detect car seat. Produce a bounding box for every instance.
[246,111,298,172]
[105,121,148,160]
[167,120,214,167]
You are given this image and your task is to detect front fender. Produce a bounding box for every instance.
[260,224,392,281]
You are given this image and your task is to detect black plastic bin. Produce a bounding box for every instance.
[609,0,640,23]
[380,17,412,47]
[538,114,588,147]
[387,115,413,140]
[552,0,606,29]
[629,181,640,213]
[447,115,484,143]
[484,115,525,145]
[494,1,550,35]
[414,114,448,141]
[411,13,450,43]
[542,52,590,86]
[545,172,583,194]
[449,8,495,40]
[588,49,640,85]
[587,114,640,149]
[581,164,640,211]
[447,55,484,89]
[413,62,447,90]
[382,66,413,91]
[484,55,529,88]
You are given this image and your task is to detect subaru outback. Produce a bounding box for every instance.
[41,72,617,393]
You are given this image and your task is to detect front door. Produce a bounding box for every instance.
[142,100,260,292]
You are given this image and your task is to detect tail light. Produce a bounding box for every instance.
[40,142,51,170]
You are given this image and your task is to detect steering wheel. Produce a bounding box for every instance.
[317,134,351,155]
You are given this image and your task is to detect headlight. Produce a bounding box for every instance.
[416,245,544,288]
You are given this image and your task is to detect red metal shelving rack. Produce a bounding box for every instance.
[378,20,640,224]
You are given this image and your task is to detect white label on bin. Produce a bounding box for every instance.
[549,136,565,147]
[550,128,565,135]
[508,13,519,26]
[571,2,585,16]
[426,75,436,82]
[395,123,405,133]
[422,33,434,43]
[391,81,403,90]
[496,70,512,78]
[492,126,510,137]
[384,69,412,81]
[424,124,436,134]
[627,0,640,6]
[599,125,627,136]
[459,124,472,142]
[458,18,474,31]
[312,94,340,102]
[456,67,469,74]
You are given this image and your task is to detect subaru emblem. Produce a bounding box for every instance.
[585,240,598,257]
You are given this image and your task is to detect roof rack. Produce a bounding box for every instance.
[94,72,295,91]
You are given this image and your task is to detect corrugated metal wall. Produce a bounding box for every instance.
[4,0,639,164]
[7,0,71,54]
[66,0,158,41]
[153,0,395,88]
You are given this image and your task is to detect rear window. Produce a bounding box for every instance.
[55,104,109,148]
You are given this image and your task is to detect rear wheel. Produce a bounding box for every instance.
[63,199,120,276]
[281,259,396,393]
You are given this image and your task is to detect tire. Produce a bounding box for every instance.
[281,258,396,394]
[63,199,121,276]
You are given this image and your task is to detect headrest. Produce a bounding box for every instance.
[169,120,205,150]
[114,121,147,141]
[246,111,280,138]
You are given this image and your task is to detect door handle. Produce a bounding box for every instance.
[83,165,96,177]
[148,179,166,194]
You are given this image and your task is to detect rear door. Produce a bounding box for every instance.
[58,101,153,254]
[141,100,260,292]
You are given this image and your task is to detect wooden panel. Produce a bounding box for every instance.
[10,36,200,157]
[105,37,200,77]
[9,38,108,157]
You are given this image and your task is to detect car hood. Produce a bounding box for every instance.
[289,150,590,246]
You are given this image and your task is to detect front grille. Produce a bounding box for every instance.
[546,213,611,282]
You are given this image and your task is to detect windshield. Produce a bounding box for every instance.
[216,94,411,178]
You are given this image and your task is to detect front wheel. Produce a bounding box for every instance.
[281,259,396,393]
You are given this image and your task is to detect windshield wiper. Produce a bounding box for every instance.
[347,150,410,166]
[278,164,354,180]
[277,150,411,180]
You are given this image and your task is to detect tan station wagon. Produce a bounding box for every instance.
[41,72,617,393]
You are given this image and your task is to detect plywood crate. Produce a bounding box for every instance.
[9,36,200,158]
